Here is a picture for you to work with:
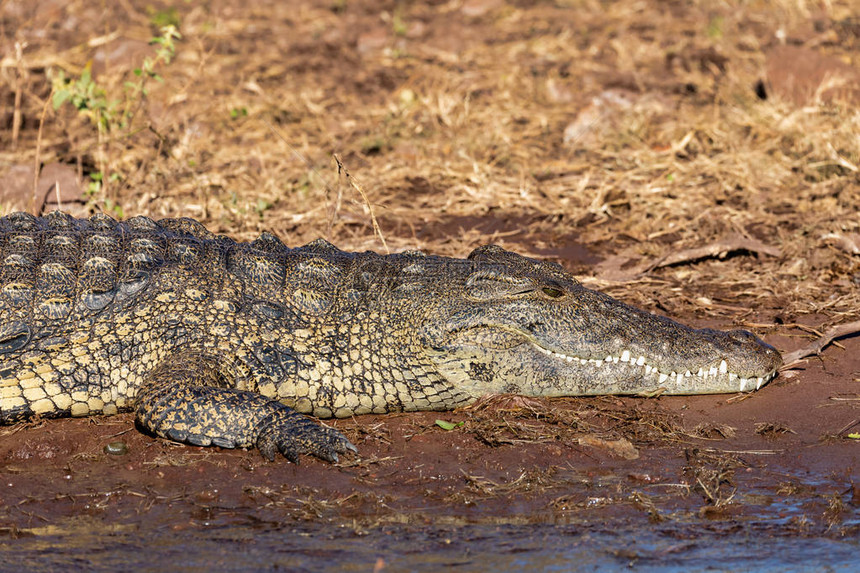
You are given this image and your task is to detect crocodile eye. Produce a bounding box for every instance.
[541,286,564,298]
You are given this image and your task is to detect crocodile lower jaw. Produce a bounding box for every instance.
[532,344,778,393]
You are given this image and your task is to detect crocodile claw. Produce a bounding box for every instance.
[256,411,357,464]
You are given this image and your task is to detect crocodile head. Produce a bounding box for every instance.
[421,245,782,399]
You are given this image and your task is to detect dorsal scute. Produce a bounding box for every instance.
[158,217,216,240]
[251,231,288,254]
[3,211,38,232]
[89,212,119,232]
[299,238,342,255]
[43,210,77,230]
[124,215,159,233]
[227,245,287,291]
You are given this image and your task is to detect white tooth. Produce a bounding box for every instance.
[620,350,630,362]
[594,360,602,367]
[636,356,646,366]
[709,366,718,377]
[645,365,652,375]
[580,358,588,365]
[605,356,612,362]
[676,372,684,384]
[684,370,692,377]
[756,377,763,390]
[719,360,728,374]
[566,356,574,362]
[613,356,619,363]
[739,378,748,392]
[659,373,668,383]
[697,368,704,377]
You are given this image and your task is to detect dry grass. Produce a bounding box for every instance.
[1,0,858,332]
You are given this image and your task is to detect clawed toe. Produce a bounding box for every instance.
[256,413,357,464]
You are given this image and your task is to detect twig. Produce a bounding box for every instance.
[262,119,389,251]
[596,235,781,281]
[650,235,781,271]
[781,320,860,369]
[334,155,389,254]
[835,418,860,436]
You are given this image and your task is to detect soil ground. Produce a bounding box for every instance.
[0,0,859,569]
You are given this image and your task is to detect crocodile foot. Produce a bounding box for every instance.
[135,358,358,464]
[256,408,358,463]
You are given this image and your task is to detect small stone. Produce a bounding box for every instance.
[104,441,129,456]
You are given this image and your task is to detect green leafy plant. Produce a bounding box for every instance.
[50,26,182,210]
[123,25,182,118]
[52,64,114,132]
[53,26,181,133]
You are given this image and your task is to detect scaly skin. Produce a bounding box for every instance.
[0,211,781,462]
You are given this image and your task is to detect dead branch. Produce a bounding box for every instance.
[596,235,781,282]
[781,320,860,369]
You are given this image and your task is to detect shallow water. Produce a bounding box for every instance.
[2,516,858,573]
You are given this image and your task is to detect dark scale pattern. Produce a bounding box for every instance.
[0,212,782,463]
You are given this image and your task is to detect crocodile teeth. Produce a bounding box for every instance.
[533,345,777,394]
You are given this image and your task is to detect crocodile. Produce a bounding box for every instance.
[0,211,781,462]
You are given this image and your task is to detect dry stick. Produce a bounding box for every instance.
[781,320,860,369]
[835,418,860,436]
[31,92,53,215]
[333,154,389,254]
[597,235,781,281]
[650,236,781,272]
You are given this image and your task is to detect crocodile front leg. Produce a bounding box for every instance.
[134,357,357,463]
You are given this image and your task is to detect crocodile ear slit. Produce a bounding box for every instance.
[465,269,535,300]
